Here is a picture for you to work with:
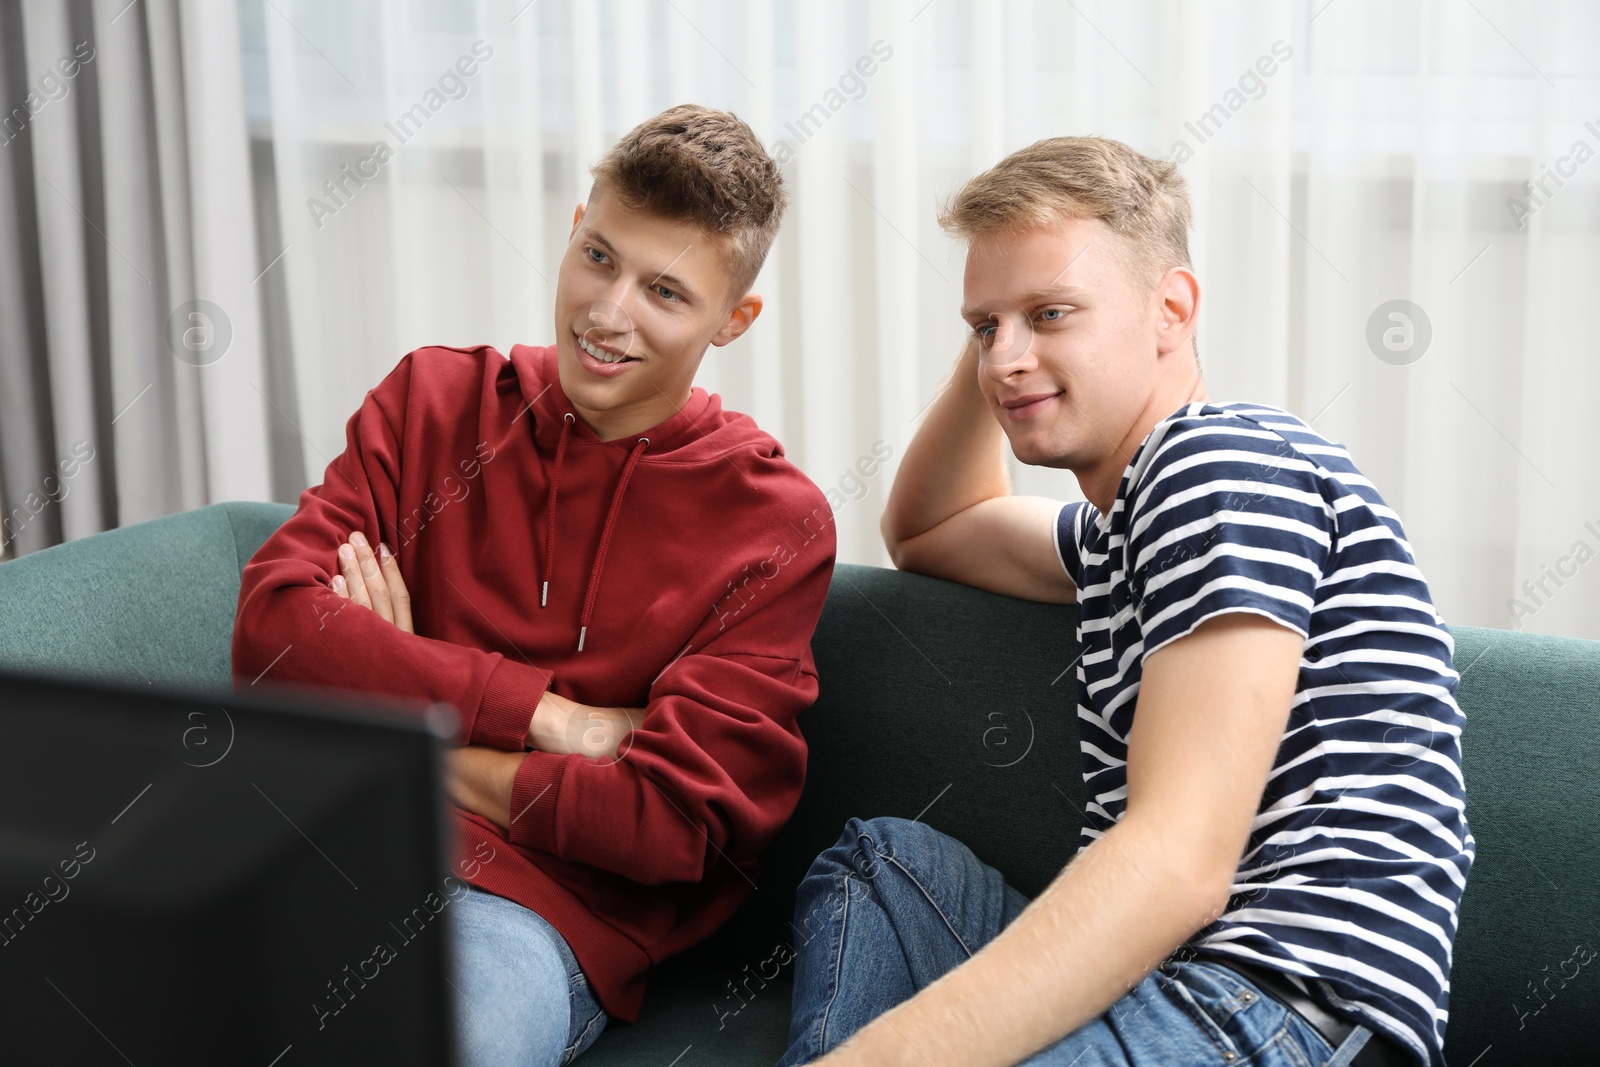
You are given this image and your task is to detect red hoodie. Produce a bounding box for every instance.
[231,342,837,1022]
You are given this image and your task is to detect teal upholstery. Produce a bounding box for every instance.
[1,501,1595,1064]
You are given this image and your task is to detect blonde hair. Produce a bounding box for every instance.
[589,104,786,302]
[938,135,1193,294]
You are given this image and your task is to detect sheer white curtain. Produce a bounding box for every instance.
[239,0,1600,639]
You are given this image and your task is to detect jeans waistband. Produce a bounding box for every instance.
[1207,959,1412,1067]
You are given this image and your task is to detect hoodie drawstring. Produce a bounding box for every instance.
[577,435,648,652]
[540,410,650,653]
[540,413,574,609]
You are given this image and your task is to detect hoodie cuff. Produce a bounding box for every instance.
[474,657,556,750]
[508,751,568,852]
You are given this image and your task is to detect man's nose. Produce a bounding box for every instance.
[587,289,636,334]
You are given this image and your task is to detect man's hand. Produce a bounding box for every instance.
[443,745,524,829]
[331,531,412,633]
[527,690,646,760]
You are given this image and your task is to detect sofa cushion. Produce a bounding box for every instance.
[581,961,791,1066]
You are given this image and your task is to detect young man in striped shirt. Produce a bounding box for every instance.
[776,137,1472,1067]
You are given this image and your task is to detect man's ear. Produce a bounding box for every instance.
[710,293,764,348]
[568,202,586,240]
[1154,266,1200,357]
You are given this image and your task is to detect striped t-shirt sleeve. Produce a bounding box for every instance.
[1054,500,1091,588]
[1125,420,1333,661]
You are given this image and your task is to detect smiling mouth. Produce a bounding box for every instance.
[1003,390,1063,409]
[574,331,638,365]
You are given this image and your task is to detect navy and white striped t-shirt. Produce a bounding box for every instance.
[1053,401,1473,1067]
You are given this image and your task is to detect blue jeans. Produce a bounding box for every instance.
[448,886,609,1067]
[777,817,1380,1067]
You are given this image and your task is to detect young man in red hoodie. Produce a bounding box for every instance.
[231,104,837,1066]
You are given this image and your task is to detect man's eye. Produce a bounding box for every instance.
[973,323,997,342]
[586,247,608,264]
[655,284,681,302]
[1038,307,1067,322]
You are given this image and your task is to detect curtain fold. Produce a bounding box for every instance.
[19,0,106,544]
[0,0,278,562]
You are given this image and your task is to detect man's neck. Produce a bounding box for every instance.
[1078,373,1208,515]
[574,386,694,443]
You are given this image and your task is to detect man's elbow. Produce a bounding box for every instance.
[1191,868,1237,927]
[230,611,274,688]
[1172,851,1239,929]
[622,840,713,886]
[230,582,305,686]
[885,539,910,572]
[880,509,908,569]
[882,520,932,575]
[1118,819,1238,925]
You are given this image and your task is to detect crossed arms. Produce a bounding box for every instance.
[325,528,643,828]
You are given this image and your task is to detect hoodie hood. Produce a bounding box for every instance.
[508,343,774,653]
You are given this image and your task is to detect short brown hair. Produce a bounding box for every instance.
[938,135,1192,294]
[589,104,786,302]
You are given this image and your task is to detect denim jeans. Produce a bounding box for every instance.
[448,886,609,1067]
[777,817,1380,1067]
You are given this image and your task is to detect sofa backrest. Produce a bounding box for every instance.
[0,501,285,692]
[1,500,1595,1063]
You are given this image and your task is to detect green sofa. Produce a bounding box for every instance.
[1,500,1596,1065]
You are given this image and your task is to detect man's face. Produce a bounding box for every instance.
[553,191,757,441]
[961,216,1167,472]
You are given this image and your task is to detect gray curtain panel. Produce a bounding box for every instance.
[0,0,299,564]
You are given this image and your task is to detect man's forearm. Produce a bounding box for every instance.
[525,691,646,758]
[526,690,572,750]
[443,745,524,828]
[881,340,1009,549]
[823,817,1231,1067]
